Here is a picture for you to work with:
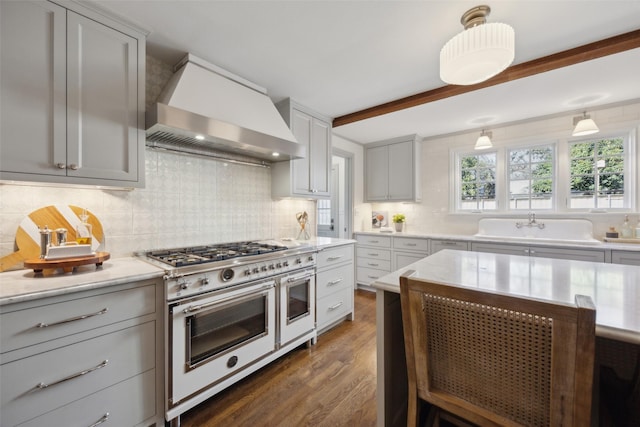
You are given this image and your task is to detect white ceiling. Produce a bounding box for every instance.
[94,0,640,144]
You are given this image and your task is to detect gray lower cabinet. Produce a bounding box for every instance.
[0,0,145,188]
[316,244,355,333]
[471,241,606,263]
[611,250,640,266]
[0,280,162,427]
[356,235,392,286]
[393,236,429,270]
[430,239,469,254]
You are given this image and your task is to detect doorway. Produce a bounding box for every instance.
[317,149,353,239]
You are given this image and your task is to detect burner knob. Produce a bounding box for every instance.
[202,277,210,286]
[252,267,259,274]
[283,261,289,267]
[269,264,275,270]
[179,281,189,290]
[308,256,314,262]
[295,258,302,264]
[261,266,267,272]
[276,263,282,268]
[245,269,251,276]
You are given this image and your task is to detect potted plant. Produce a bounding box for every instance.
[392,214,406,232]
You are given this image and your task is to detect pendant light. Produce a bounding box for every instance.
[475,130,493,150]
[572,112,599,136]
[440,5,515,86]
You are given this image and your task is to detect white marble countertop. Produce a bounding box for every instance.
[0,257,164,306]
[354,230,640,251]
[373,249,640,344]
[279,237,355,249]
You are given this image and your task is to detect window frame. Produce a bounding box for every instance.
[506,143,556,212]
[454,149,499,212]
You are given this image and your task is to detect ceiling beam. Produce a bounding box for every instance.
[332,28,640,128]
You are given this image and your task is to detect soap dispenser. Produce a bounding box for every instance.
[76,208,93,245]
[621,215,633,238]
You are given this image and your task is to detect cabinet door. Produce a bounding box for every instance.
[611,250,640,266]
[431,239,469,254]
[310,118,331,195]
[0,1,66,176]
[530,246,605,263]
[66,12,139,182]
[291,109,312,194]
[471,241,527,256]
[394,251,427,271]
[366,145,389,201]
[387,140,414,201]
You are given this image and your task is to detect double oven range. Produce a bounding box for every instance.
[142,240,317,425]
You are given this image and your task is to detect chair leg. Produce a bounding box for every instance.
[406,388,418,427]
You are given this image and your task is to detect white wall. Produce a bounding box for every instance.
[366,101,640,240]
[331,134,368,233]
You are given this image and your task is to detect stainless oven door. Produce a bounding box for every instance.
[170,280,276,405]
[279,268,316,346]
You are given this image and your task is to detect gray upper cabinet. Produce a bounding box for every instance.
[0,0,145,188]
[272,99,331,198]
[365,135,421,202]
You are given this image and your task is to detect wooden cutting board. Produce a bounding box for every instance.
[0,205,105,272]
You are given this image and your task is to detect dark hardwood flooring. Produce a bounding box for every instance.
[180,289,378,427]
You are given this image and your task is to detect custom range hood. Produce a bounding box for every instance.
[146,54,304,162]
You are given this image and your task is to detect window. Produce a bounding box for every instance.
[508,145,554,210]
[569,137,625,209]
[459,152,497,211]
[317,199,331,225]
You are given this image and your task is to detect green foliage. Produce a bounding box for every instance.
[392,213,405,223]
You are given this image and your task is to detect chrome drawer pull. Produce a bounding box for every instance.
[328,301,343,311]
[35,360,108,390]
[367,263,379,267]
[327,255,343,261]
[367,253,379,256]
[327,278,343,286]
[405,243,417,247]
[88,413,109,427]
[369,240,379,243]
[36,308,108,328]
[367,275,379,279]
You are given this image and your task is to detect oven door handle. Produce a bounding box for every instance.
[286,272,314,283]
[183,282,274,314]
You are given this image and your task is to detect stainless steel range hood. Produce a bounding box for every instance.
[146,54,304,162]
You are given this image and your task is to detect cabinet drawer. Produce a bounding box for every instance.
[1,322,155,426]
[356,247,391,261]
[18,370,156,427]
[357,257,391,271]
[357,266,390,286]
[317,287,353,330]
[430,239,468,254]
[317,244,354,269]
[393,237,429,252]
[611,250,640,266]
[355,234,391,248]
[394,251,427,271]
[316,263,354,299]
[1,284,155,354]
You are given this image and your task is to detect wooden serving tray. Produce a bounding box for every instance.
[24,252,110,274]
[603,237,640,244]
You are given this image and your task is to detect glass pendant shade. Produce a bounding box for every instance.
[474,131,493,150]
[440,6,515,86]
[572,116,599,136]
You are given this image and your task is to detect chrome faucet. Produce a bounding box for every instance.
[516,212,545,229]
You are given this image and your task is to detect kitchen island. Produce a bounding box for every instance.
[373,249,640,427]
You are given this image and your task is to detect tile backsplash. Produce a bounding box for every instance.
[0,149,316,261]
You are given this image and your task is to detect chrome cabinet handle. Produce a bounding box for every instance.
[327,278,343,286]
[367,253,379,256]
[369,240,379,243]
[405,243,417,247]
[327,255,343,261]
[36,308,108,328]
[35,360,108,390]
[367,263,379,267]
[328,301,343,311]
[88,413,109,427]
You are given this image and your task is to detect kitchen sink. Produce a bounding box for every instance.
[474,218,600,244]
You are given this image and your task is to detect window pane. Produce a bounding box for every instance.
[569,137,625,209]
[507,145,553,211]
[459,152,497,211]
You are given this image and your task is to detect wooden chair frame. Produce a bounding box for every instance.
[400,274,596,427]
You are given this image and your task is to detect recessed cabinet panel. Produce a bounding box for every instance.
[311,119,331,194]
[388,141,413,200]
[67,12,139,181]
[611,250,640,266]
[366,146,389,201]
[291,110,312,194]
[0,1,66,176]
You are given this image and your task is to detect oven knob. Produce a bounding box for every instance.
[261,266,267,272]
[283,261,289,267]
[276,263,282,268]
[252,267,259,274]
[244,269,251,276]
[227,355,238,368]
[179,281,189,290]
[269,264,275,270]
[308,256,314,261]
[295,258,302,264]
[202,277,210,286]
[220,269,234,282]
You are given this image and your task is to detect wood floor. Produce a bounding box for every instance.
[180,289,378,427]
